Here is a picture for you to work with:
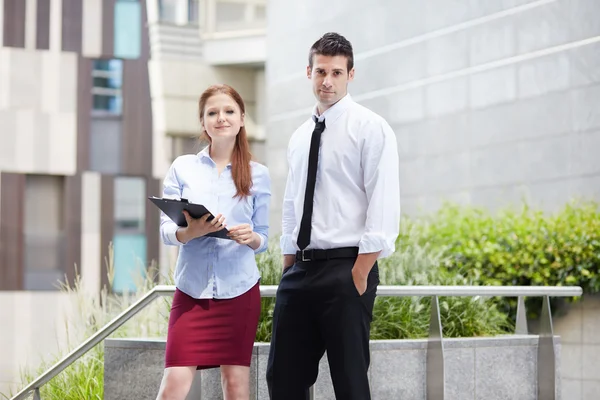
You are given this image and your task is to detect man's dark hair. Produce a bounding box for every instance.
[308,32,354,72]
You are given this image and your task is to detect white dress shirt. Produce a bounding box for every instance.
[280,94,400,259]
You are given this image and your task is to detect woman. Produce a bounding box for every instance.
[156,84,271,400]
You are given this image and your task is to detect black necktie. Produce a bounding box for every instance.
[297,119,326,250]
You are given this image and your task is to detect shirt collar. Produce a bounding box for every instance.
[197,146,231,169]
[311,93,352,125]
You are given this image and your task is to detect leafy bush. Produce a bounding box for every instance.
[399,200,598,315]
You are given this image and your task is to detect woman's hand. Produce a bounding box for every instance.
[176,211,226,243]
[227,224,261,249]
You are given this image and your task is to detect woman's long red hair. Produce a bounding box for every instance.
[198,84,253,198]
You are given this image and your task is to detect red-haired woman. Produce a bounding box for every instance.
[156,84,271,400]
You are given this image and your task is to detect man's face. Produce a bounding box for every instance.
[307,54,354,112]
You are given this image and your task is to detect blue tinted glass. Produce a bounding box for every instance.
[112,234,147,293]
[114,1,141,59]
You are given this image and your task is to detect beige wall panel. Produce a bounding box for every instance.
[7,49,40,109]
[14,109,36,171]
[58,52,77,113]
[48,112,77,175]
[48,0,61,51]
[81,0,102,57]
[41,51,61,114]
[0,48,8,109]
[24,0,36,50]
[80,171,101,295]
[0,110,16,170]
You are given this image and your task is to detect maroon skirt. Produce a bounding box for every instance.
[164,282,261,369]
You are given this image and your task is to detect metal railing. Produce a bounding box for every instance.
[11,284,582,400]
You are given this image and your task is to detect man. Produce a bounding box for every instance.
[266,32,400,400]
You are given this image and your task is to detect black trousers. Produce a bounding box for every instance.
[266,256,379,400]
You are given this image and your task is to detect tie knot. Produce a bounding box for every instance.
[314,120,326,132]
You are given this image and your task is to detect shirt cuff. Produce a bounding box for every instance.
[279,234,297,255]
[358,232,395,259]
[162,223,185,246]
[254,233,267,254]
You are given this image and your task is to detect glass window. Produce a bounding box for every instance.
[23,175,66,290]
[90,117,122,174]
[112,176,147,293]
[158,0,199,24]
[114,0,142,59]
[92,59,123,115]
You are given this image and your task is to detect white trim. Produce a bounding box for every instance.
[25,0,37,50]
[82,0,103,57]
[49,0,62,51]
[0,0,4,47]
[270,0,559,86]
[269,34,600,123]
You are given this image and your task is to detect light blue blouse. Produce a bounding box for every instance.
[160,147,271,299]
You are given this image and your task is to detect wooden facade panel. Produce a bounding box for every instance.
[2,0,26,48]
[101,0,115,57]
[64,174,82,285]
[61,0,83,53]
[99,175,114,291]
[77,56,92,171]
[35,0,51,50]
[0,173,25,290]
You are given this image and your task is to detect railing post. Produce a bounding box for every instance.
[515,296,529,334]
[426,295,445,400]
[537,295,556,400]
[33,388,40,400]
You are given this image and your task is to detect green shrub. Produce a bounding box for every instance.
[400,200,598,316]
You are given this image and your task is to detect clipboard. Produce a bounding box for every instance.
[148,196,231,240]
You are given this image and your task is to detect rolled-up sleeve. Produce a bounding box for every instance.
[160,161,185,246]
[280,147,298,255]
[251,167,271,254]
[358,120,400,258]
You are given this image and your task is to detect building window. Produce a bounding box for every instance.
[112,176,147,293]
[92,59,123,115]
[158,0,199,24]
[23,175,66,290]
[114,0,142,59]
[91,59,123,174]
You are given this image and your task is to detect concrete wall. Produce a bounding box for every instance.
[553,295,600,399]
[265,0,600,233]
[104,336,562,400]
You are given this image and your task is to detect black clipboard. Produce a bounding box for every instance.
[148,196,231,240]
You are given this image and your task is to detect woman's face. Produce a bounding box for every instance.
[201,93,244,142]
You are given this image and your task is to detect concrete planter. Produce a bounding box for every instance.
[104,336,561,400]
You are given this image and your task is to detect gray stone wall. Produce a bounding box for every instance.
[104,336,561,399]
[265,0,600,232]
[553,295,600,399]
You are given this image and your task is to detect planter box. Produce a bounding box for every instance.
[104,335,561,399]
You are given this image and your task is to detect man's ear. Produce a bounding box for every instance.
[306,66,312,79]
[348,68,355,81]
